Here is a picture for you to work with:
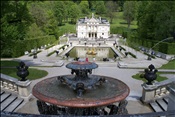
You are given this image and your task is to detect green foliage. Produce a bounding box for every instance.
[29,50,42,57]
[128,32,175,54]
[45,44,55,50]
[105,1,117,23]
[79,1,89,14]
[132,73,168,82]
[53,1,67,26]
[95,1,106,15]
[137,1,175,41]
[29,2,47,28]
[143,52,155,59]
[119,46,126,51]
[123,1,137,28]
[0,60,48,80]
[1,61,19,67]
[3,36,56,58]
[47,50,56,57]
[128,52,137,58]
[69,4,81,24]
[0,68,48,80]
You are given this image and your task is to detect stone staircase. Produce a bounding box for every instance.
[149,97,169,113]
[1,90,24,112]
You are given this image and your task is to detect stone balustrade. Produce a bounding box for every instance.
[1,73,18,92]
[141,78,175,103]
[1,73,32,99]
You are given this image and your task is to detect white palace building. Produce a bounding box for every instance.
[76,14,110,40]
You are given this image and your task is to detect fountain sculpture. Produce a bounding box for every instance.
[32,61,130,116]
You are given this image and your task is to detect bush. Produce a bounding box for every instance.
[29,50,42,56]
[4,35,57,58]
[128,52,137,58]
[119,46,126,51]
[143,52,155,59]
[45,44,55,50]
[47,50,56,57]
[128,35,175,54]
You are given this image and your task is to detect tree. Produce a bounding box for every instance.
[1,1,32,57]
[105,1,118,23]
[123,1,136,28]
[69,4,81,24]
[95,1,106,15]
[53,1,67,26]
[88,1,96,11]
[29,3,47,28]
[137,1,175,41]
[64,1,75,22]
[79,0,89,14]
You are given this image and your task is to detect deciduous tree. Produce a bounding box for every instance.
[123,1,136,28]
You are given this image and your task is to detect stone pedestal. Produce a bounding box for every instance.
[141,83,157,103]
[167,83,175,117]
[17,80,32,99]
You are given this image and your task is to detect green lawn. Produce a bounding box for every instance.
[111,12,138,29]
[132,72,168,83]
[1,60,48,80]
[159,59,175,69]
[1,60,19,67]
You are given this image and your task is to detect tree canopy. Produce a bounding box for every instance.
[137,1,175,41]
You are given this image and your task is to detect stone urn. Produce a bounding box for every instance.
[144,64,158,85]
[16,61,29,81]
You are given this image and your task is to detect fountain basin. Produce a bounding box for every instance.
[32,75,130,108]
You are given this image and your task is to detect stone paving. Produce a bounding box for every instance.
[2,39,174,115]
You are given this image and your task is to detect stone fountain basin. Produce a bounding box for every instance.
[32,75,130,108]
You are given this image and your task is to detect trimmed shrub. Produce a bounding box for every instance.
[47,50,56,57]
[8,35,57,57]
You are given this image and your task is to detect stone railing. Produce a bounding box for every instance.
[0,73,18,92]
[141,78,175,103]
[0,73,32,99]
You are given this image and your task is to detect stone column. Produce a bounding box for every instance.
[16,80,32,100]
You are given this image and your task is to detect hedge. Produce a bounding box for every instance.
[10,35,57,57]
[127,36,175,54]
[128,52,137,58]
[47,50,56,57]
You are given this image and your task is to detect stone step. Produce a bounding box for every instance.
[4,98,24,112]
[0,93,11,103]
[150,101,164,112]
[156,99,168,111]
[1,95,17,111]
[1,90,5,95]
[163,97,169,104]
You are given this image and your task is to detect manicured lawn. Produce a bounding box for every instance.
[59,23,76,34]
[111,12,138,29]
[1,60,48,80]
[1,60,19,67]
[159,59,175,69]
[132,72,168,82]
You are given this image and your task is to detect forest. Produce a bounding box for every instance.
[1,1,175,57]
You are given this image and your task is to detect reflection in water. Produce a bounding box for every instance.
[69,46,117,61]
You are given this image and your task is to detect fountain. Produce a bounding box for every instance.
[86,48,97,55]
[32,61,130,115]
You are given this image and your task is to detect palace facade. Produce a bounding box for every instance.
[76,14,110,39]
